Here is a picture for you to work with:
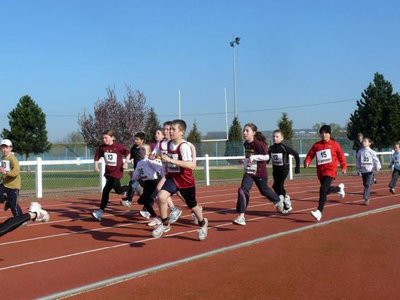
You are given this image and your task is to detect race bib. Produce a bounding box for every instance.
[0,160,11,172]
[103,152,117,166]
[361,154,373,166]
[271,153,283,166]
[166,154,180,173]
[316,149,332,165]
[244,158,257,175]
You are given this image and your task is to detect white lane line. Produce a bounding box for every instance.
[39,203,400,300]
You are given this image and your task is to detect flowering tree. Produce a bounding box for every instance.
[78,86,149,149]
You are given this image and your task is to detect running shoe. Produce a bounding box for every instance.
[151,223,171,238]
[275,195,285,213]
[169,208,182,224]
[233,215,246,226]
[139,210,151,219]
[92,209,103,221]
[147,217,162,227]
[338,183,345,198]
[311,209,322,221]
[198,218,208,241]
[283,195,292,213]
[120,200,132,208]
[29,202,50,222]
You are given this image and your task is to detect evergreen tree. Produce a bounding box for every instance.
[187,121,202,156]
[144,107,161,143]
[1,95,51,160]
[277,112,293,140]
[224,116,243,156]
[347,73,400,150]
[78,86,149,149]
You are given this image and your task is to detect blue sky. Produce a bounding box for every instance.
[1,0,399,142]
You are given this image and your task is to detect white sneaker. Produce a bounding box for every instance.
[275,195,285,213]
[169,208,182,224]
[283,195,292,213]
[198,218,208,241]
[338,183,345,198]
[233,215,246,226]
[311,210,322,221]
[120,200,132,208]
[191,205,203,225]
[29,202,50,222]
[147,217,162,227]
[151,223,171,238]
[92,209,103,221]
[139,210,151,219]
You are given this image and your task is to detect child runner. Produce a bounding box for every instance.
[130,144,163,226]
[388,141,400,194]
[0,139,23,217]
[356,137,381,205]
[268,129,300,213]
[143,121,183,225]
[304,125,347,221]
[0,202,49,237]
[121,132,146,207]
[233,123,285,226]
[92,129,130,221]
[151,119,208,240]
[150,127,164,152]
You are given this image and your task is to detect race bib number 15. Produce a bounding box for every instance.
[316,149,332,165]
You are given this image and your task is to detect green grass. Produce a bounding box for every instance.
[19,165,358,192]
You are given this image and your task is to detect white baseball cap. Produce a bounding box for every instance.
[0,139,12,147]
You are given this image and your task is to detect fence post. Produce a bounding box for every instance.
[204,154,210,186]
[35,157,43,198]
[289,155,293,180]
[99,159,106,192]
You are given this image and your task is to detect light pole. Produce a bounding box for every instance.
[230,36,240,118]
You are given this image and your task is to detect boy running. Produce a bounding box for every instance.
[151,119,208,240]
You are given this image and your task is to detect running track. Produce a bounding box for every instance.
[1,173,399,299]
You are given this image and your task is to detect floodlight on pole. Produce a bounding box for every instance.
[230,36,240,118]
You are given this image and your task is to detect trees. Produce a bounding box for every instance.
[143,107,161,143]
[187,120,202,156]
[225,116,243,156]
[78,86,149,149]
[347,73,400,149]
[1,95,51,160]
[312,122,344,137]
[277,112,293,140]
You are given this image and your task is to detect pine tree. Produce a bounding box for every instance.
[187,121,202,156]
[144,107,161,143]
[1,95,51,160]
[225,116,243,156]
[347,73,400,150]
[277,112,293,140]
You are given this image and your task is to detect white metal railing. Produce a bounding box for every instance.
[19,152,393,198]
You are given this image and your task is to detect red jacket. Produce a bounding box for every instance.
[304,138,347,180]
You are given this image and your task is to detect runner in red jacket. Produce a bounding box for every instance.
[304,125,347,221]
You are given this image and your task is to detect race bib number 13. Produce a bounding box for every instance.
[104,153,117,166]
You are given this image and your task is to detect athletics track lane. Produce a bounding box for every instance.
[0,173,399,299]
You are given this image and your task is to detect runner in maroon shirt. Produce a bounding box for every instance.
[92,129,130,221]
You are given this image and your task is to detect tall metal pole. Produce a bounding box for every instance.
[232,46,237,118]
[230,36,240,119]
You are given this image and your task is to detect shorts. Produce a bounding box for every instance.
[161,178,197,208]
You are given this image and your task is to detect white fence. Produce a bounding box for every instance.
[19,152,393,198]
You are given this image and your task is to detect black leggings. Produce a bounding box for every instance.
[318,176,340,212]
[100,177,129,210]
[137,180,159,218]
[0,213,31,237]
[272,168,289,196]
